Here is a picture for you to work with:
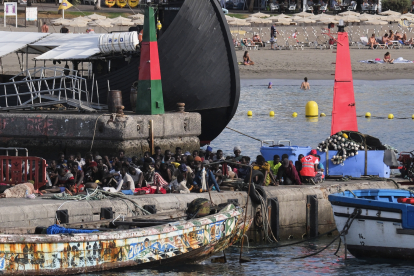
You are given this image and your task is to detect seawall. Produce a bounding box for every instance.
[0,180,399,241]
[0,112,201,158]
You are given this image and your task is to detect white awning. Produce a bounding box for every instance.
[0,32,50,58]
[32,33,101,60]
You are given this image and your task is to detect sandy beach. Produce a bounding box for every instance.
[1,20,414,80]
[236,47,414,80]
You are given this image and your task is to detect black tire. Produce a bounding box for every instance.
[244,170,265,186]
[248,184,267,204]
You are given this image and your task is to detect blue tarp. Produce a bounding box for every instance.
[46,224,99,234]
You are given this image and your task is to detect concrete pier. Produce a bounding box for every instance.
[0,111,201,158]
[0,180,400,241]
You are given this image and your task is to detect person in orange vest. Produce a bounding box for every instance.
[300,149,322,184]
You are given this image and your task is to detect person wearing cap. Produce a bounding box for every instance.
[205,146,213,161]
[233,146,242,161]
[171,164,191,194]
[268,82,272,89]
[276,159,302,185]
[300,150,320,184]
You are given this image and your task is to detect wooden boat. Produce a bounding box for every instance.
[328,189,414,260]
[0,204,251,275]
[128,0,139,8]
[105,0,115,7]
[116,0,127,8]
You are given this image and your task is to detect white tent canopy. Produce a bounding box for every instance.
[0,32,50,58]
[31,33,101,60]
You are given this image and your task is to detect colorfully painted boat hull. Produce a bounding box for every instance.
[329,189,414,260]
[0,205,250,275]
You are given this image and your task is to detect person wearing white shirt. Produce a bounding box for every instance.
[115,167,135,192]
[128,167,142,187]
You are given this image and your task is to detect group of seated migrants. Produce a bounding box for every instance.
[45,147,325,196]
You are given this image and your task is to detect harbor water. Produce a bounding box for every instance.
[88,238,414,275]
[88,79,414,275]
[211,79,414,159]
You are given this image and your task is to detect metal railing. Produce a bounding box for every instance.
[0,67,104,111]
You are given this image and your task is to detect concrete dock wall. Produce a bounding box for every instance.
[0,112,201,157]
[0,180,400,242]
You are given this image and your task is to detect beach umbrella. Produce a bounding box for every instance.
[128,13,144,20]
[295,11,314,18]
[51,18,71,26]
[246,17,272,23]
[295,18,316,23]
[67,20,88,27]
[111,16,134,25]
[400,14,414,20]
[384,15,402,22]
[132,18,144,25]
[358,14,373,21]
[88,19,114,28]
[72,16,91,22]
[366,19,388,25]
[87,13,107,20]
[250,12,271,18]
[269,13,291,21]
[379,9,401,16]
[275,18,293,25]
[342,15,360,23]
[228,18,250,26]
[225,15,236,22]
[339,11,360,16]
[318,18,339,24]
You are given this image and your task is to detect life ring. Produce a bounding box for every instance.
[116,0,127,8]
[105,0,115,7]
[128,0,139,8]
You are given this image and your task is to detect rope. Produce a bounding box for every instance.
[292,208,361,259]
[225,126,271,145]
[90,113,117,152]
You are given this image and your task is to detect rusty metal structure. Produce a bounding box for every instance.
[0,204,251,275]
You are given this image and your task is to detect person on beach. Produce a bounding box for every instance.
[367,34,379,49]
[300,77,310,90]
[270,24,280,50]
[60,26,69,34]
[383,52,394,64]
[41,22,49,33]
[252,33,264,47]
[388,30,395,41]
[382,34,390,46]
[243,51,254,66]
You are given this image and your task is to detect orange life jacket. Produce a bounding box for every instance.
[300,155,317,177]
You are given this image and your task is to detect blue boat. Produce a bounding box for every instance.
[328,189,414,260]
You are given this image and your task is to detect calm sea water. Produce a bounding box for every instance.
[87,237,414,275]
[87,79,414,275]
[210,79,414,159]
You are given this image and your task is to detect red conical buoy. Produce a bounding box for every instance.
[331,21,358,136]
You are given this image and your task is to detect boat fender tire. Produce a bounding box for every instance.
[248,184,267,204]
[244,170,265,186]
